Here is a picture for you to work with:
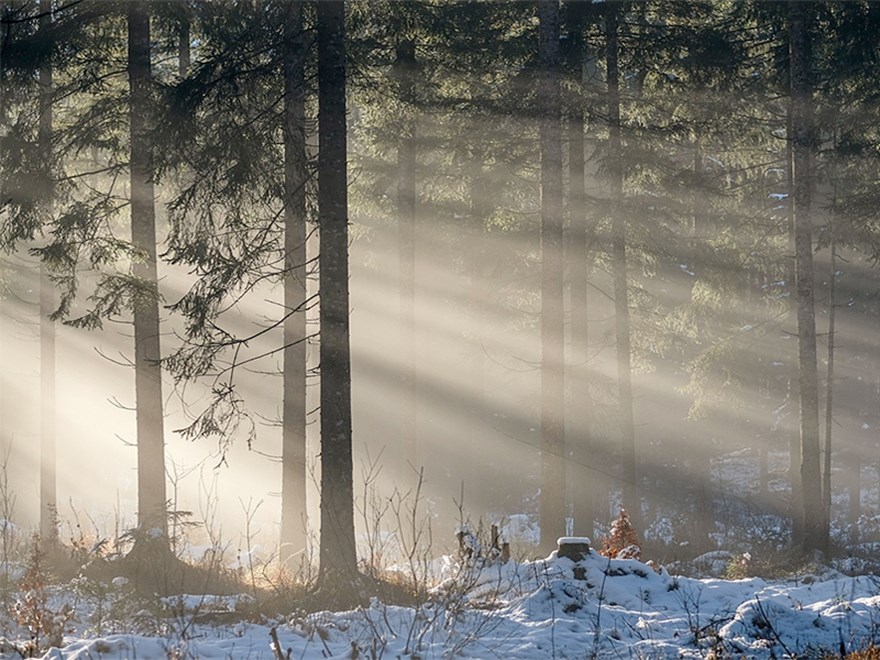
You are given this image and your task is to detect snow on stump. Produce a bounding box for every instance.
[557,536,591,562]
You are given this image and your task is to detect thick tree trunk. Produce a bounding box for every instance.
[317,0,358,590]
[566,1,592,538]
[607,2,639,529]
[281,0,308,566]
[538,0,566,551]
[789,0,824,556]
[396,40,417,472]
[128,1,167,539]
[38,0,56,543]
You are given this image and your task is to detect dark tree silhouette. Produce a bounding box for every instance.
[317,0,358,592]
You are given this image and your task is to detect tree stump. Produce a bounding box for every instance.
[557,536,591,562]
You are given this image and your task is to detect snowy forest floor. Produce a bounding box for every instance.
[2,448,880,658]
[3,542,880,659]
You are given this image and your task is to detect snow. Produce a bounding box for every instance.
[557,536,591,546]
[21,549,880,658]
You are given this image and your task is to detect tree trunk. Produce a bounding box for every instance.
[178,2,190,79]
[822,207,836,552]
[848,453,860,534]
[465,132,492,508]
[0,1,8,120]
[789,0,824,556]
[566,1,592,538]
[396,39,417,473]
[607,2,639,530]
[280,0,308,566]
[0,3,8,460]
[786,94,803,547]
[38,0,56,543]
[317,0,358,591]
[690,141,713,551]
[128,1,167,539]
[538,0,566,551]
[760,445,769,498]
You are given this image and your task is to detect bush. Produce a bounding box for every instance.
[599,509,641,560]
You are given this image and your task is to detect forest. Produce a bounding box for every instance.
[2,0,880,657]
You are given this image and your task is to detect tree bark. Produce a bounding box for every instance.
[396,39,417,472]
[607,1,639,530]
[128,1,167,539]
[690,142,712,551]
[786,95,803,546]
[317,0,358,590]
[538,0,566,551]
[38,0,56,543]
[565,0,592,538]
[0,1,8,120]
[822,206,836,552]
[281,0,308,566]
[789,0,824,556]
[847,453,860,533]
[178,1,190,79]
[0,3,8,460]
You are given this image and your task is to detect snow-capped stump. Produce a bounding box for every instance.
[557,537,591,562]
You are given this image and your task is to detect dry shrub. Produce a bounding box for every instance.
[841,646,880,659]
[599,509,641,560]
[13,534,74,657]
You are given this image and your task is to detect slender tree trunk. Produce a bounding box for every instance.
[822,217,835,551]
[128,1,167,539]
[786,97,803,546]
[789,0,824,556]
[848,453,861,533]
[177,2,190,79]
[607,2,639,529]
[538,0,566,551]
[760,445,769,497]
[566,1,592,538]
[317,0,358,591]
[690,140,712,552]
[465,132,494,508]
[38,0,56,543]
[396,40,417,473]
[0,0,11,464]
[0,1,7,119]
[0,1,8,463]
[281,0,308,566]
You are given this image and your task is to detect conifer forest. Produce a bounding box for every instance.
[3,1,880,657]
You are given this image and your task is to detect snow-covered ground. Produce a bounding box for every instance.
[16,545,880,659]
